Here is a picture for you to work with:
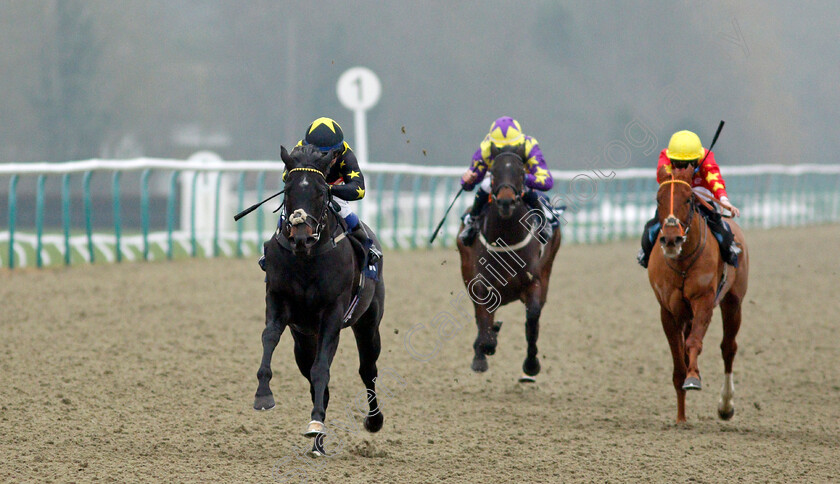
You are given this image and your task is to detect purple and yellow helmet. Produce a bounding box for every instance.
[487,116,525,147]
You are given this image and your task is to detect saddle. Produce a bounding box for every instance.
[345,228,381,282]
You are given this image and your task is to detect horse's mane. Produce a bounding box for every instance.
[657,165,694,184]
[287,144,332,173]
[491,143,526,163]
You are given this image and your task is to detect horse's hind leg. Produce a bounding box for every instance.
[521,283,543,380]
[718,293,743,420]
[660,306,687,423]
[254,295,287,411]
[352,301,385,433]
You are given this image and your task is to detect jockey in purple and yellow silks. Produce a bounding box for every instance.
[458,116,555,245]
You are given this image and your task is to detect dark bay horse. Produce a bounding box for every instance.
[254,144,386,456]
[456,148,562,381]
[648,166,749,423]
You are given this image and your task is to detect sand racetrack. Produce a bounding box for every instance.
[1,225,839,483]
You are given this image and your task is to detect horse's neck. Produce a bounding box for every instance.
[482,204,531,243]
[678,206,707,264]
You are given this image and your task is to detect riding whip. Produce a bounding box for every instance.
[429,187,465,244]
[233,189,284,221]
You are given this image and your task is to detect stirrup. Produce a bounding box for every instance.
[459,214,479,245]
[538,223,553,242]
[459,225,478,245]
[725,243,741,268]
[368,246,382,265]
[636,248,648,268]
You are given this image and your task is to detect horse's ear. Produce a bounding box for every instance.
[280,145,294,168]
[489,144,501,159]
[315,149,334,172]
[656,164,671,181]
[672,166,693,180]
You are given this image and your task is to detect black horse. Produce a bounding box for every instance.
[254,144,386,456]
[456,147,562,380]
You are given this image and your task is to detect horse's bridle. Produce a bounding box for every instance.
[658,176,708,279]
[490,153,526,203]
[659,177,696,238]
[284,167,332,242]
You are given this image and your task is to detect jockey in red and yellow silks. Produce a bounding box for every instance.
[656,149,739,215]
[638,130,741,268]
[458,116,555,245]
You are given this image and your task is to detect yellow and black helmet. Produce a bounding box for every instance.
[303,117,344,151]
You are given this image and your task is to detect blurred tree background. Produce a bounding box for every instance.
[0,1,837,168]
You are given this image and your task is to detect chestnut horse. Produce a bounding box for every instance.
[456,148,562,381]
[647,166,749,422]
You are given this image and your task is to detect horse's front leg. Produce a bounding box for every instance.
[660,306,687,422]
[471,304,497,373]
[521,281,543,381]
[254,291,288,410]
[684,295,715,391]
[304,305,344,436]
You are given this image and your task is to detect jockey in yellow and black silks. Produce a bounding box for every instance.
[459,116,555,245]
[260,117,380,271]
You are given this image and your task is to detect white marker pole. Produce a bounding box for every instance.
[337,67,381,168]
[353,108,369,169]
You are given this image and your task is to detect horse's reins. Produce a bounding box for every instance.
[483,155,533,252]
[284,167,332,242]
[281,166,368,324]
[490,181,524,203]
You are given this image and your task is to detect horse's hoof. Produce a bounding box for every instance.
[718,405,735,420]
[682,377,702,391]
[471,358,488,373]
[522,357,541,377]
[303,420,326,438]
[518,374,536,383]
[253,394,275,411]
[364,413,384,433]
[308,435,326,457]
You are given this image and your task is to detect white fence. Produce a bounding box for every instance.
[1,157,839,268]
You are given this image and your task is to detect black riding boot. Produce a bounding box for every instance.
[458,190,489,245]
[637,211,660,268]
[699,205,740,267]
[522,191,553,242]
[348,224,382,265]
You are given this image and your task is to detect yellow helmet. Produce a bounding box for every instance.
[665,130,704,161]
[487,116,524,146]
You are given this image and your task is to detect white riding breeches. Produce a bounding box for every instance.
[334,197,353,218]
[479,175,493,193]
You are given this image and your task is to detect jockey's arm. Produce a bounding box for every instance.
[461,149,487,191]
[330,149,366,201]
[700,151,739,217]
[524,138,553,191]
